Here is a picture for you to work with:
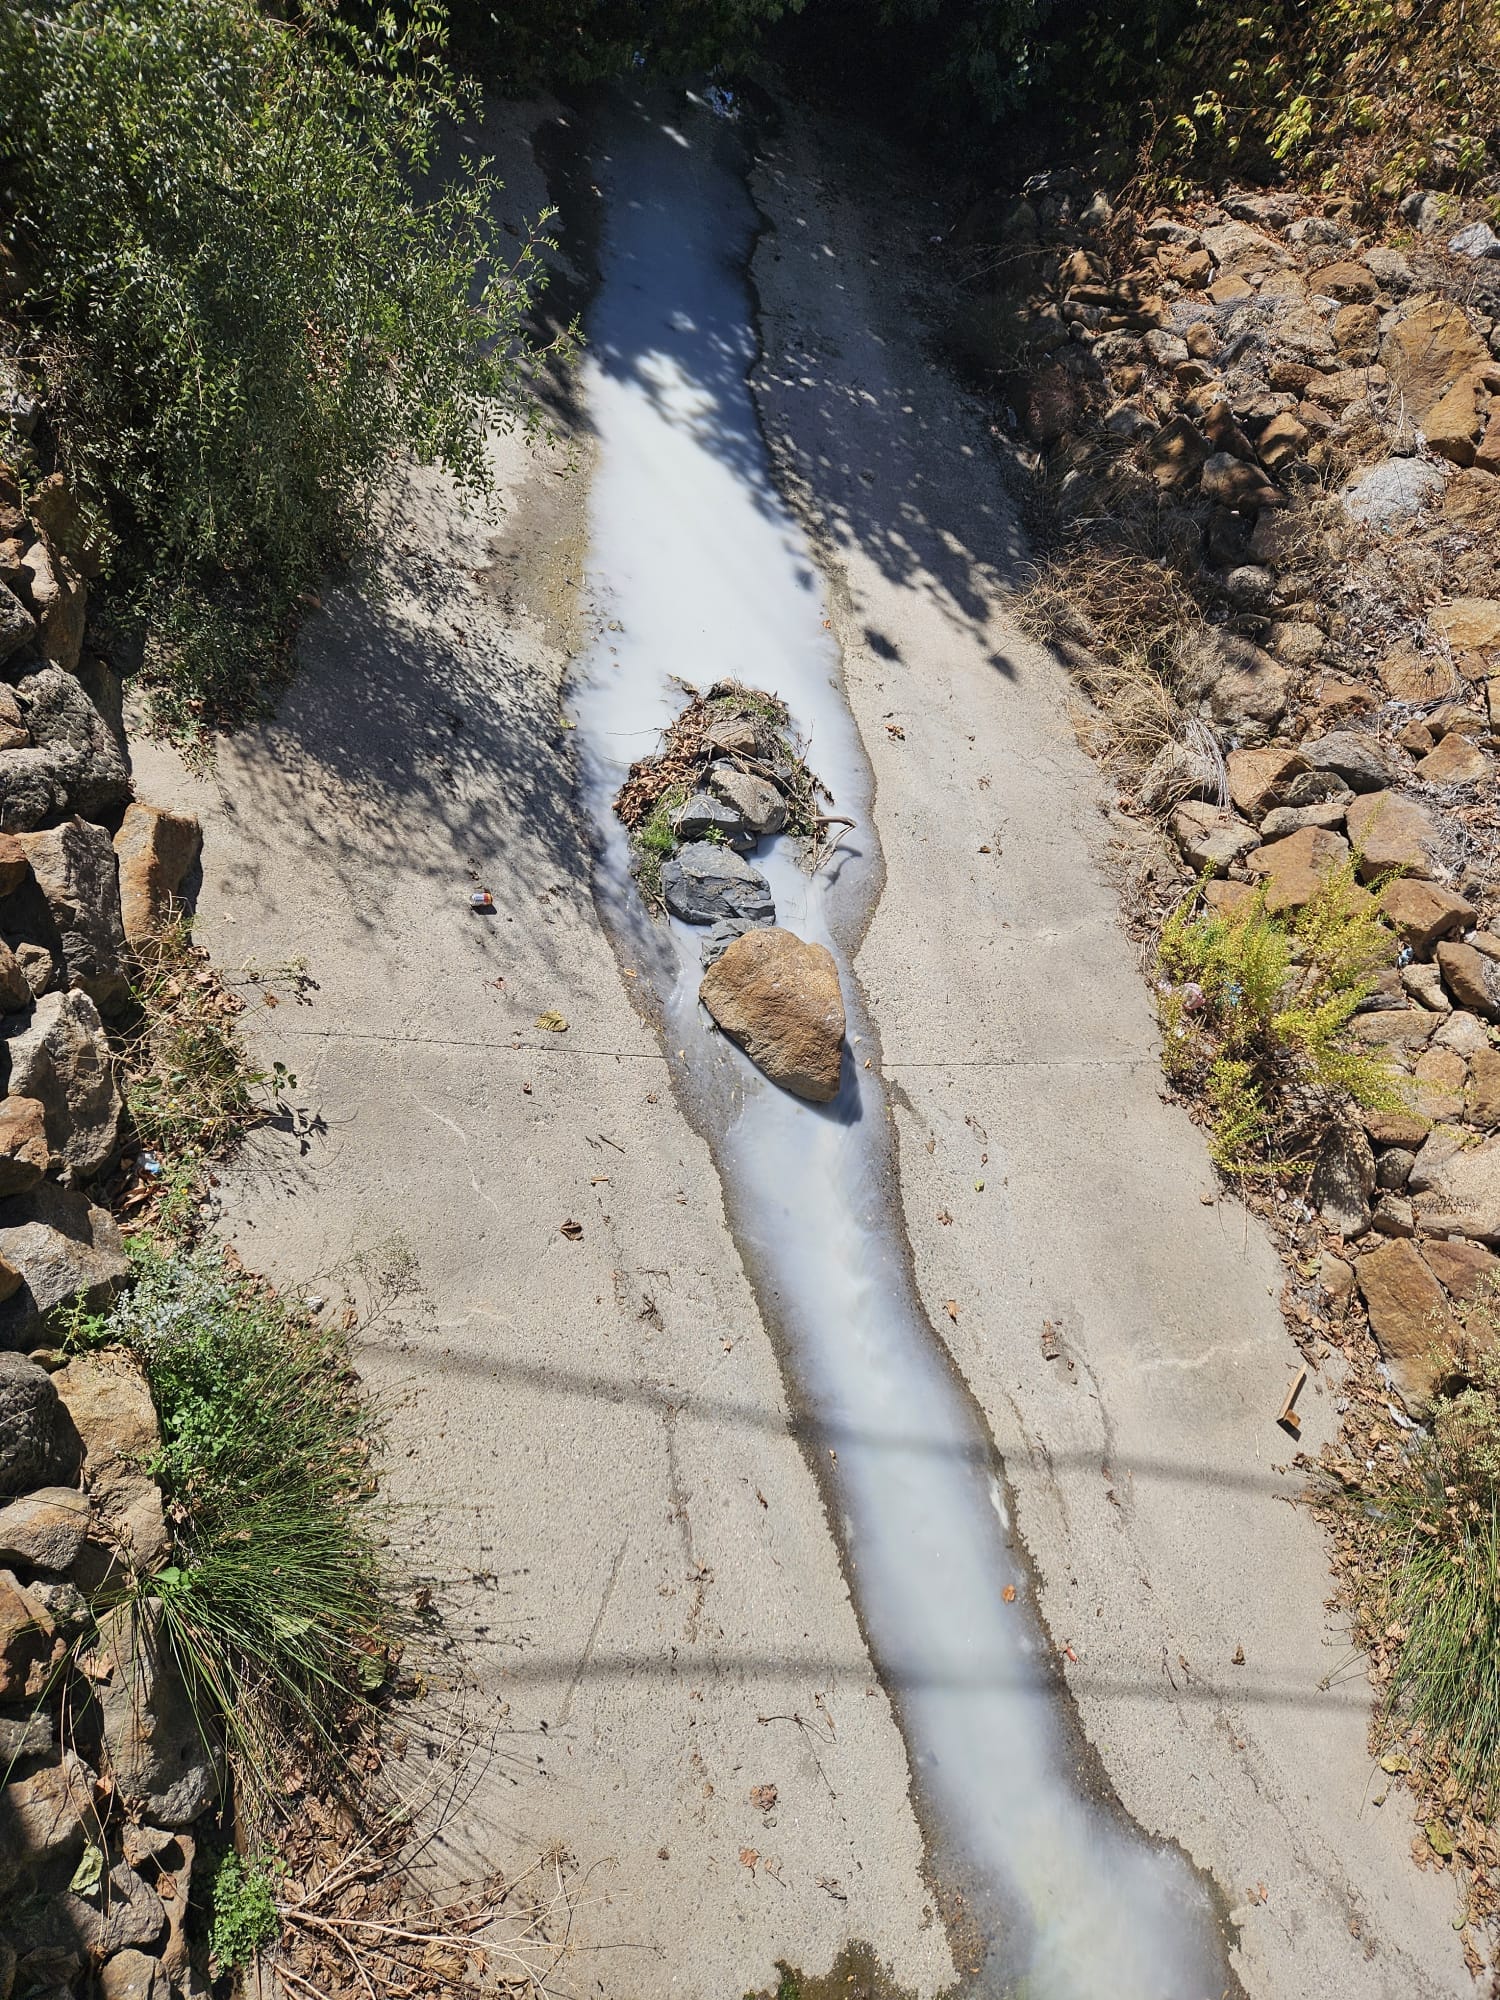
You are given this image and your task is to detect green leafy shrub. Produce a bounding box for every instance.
[445,0,803,86]
[210,1849,282,1972]
[73,1246,392,1820]
[1156,861,1406,1174]
[0,0,563,727]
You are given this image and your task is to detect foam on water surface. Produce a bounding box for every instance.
[569,92,1229,1999]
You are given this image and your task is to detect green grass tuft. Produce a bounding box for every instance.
[1330,1317,1500,1817]
[632,781,689,909]
[71,1245,393,1824]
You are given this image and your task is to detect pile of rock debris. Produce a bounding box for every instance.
[1,458,212,1998]
[955,170,1500,1420]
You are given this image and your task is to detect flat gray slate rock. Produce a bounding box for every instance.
[662,840,774,926]
[674,790,754,850]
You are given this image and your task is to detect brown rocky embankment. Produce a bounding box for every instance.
[955,169,1500,1396]
[1,458,211,1999]
[951,162,1500,1932]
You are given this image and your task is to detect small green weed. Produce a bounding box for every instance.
[633,782,689,908]
[210,1849,282,1971]
[1157,862,1406,1175]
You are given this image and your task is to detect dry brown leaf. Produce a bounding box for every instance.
[559,1218,583,1241]
[750,1784,777,1811]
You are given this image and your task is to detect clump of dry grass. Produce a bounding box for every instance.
[1016,547,1205,773]
[1319,1297,1500,1957]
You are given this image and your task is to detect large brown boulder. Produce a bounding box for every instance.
[1354,1236,1461,1409]
[1431,598,1500,655]
[1437,942,1500,1019]
[0,1486,90,1570]
[50,1351,160,1484]
[1413,1134,1500,1243]
[0,1568,49,1699]
[1226,746,1308,818]
[1424,1237,1500,1306]
[113,802,202,943]
[1244,825,1349,912]
[0,1753,96,1893]
[699,927,845,1103]
[1378,878,1473,950]
[1379,297,1489,422]
[1345,790,1444,881]
[19,538,85,674]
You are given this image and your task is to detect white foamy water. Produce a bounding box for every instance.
[569,91,1228,1998]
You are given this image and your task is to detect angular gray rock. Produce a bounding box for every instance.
[6,990,123,1181]
[0,1182,129,1350]
[20,669,130,819]
[15,818,131,1015]
[0,1351,79,1493]
[0,672,131,833]
[661,841,775,926]
[0,1708,54,1768]
[59,1859,167,1957]
[0,1486,90,1570]
[1450,221,1500,260]
[1363,246,1413,290]
[709,763,787,836]
[1341,458,1448,528]
[701,918,756,967]
[100,1950,173,2000]
[1300,730,1396,793]
[1138,738,1222,813]
[1176,629,1291,743]
[673,791,753,850]
[92,1598,219,1826]
[0,579,35,664]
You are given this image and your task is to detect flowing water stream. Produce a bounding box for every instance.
[567,91,1232,1999]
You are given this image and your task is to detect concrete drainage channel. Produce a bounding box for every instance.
[566,89,1235,1998]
